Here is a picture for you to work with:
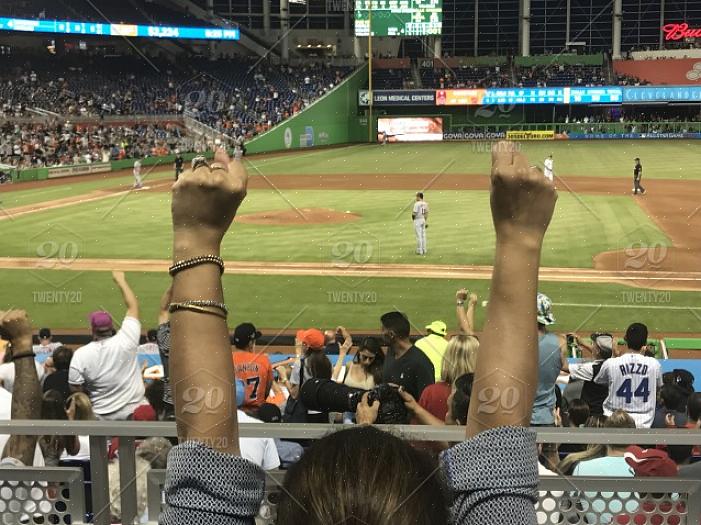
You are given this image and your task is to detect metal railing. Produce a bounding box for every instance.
[1,421,700,524]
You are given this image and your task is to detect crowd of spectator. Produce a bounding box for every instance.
[0,121,195,168]
[0,53,351,152]
[405,63,651,89]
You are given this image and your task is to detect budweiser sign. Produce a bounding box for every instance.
[663,23,701,40]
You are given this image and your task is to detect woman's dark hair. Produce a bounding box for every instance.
[660,384,688,412]
[306,351,332,380]
[145,379,165,417]
[451,373,474,425]
[147,329,158,343]
[567,399,591,428]
[42,389,68,420]
[278,426,449,525]
[52,346,73,371]
[355,336,384,384]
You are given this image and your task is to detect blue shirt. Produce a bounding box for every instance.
[531,332,562,425]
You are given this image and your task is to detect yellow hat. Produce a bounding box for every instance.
[425,321,447,336]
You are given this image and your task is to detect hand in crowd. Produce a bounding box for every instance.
[355,392,380,425]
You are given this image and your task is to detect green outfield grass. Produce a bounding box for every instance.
[1,140,698,332]
[1,170,173,209]
[246,141,701,180]
[1,188,668,268]
[3,269,700,333]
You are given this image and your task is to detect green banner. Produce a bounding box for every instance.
[246,65,369,154]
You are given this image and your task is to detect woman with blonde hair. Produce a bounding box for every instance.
[62,392,95,461]
[557,410,636,475]
[417,334,479,421]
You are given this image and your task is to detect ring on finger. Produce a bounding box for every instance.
[191,156,209,171]
[210,162,227,171]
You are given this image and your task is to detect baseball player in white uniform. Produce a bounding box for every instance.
[133,159,142,189]
[543,154,554,182]
[594,323,662,428]
[412,192,429,255]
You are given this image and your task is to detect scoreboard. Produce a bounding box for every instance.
[355,0,442,37]
[0,16,240,41]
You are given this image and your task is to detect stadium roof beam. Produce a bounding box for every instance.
[158,0,281,58]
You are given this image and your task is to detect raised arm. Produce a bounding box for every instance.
[0,310,41,466]
[332,326,353,381]
[456,289,478,335]
[112,271,139,320]
[162,149,264,525]
[465,142,557,437]
[169,148,248,454]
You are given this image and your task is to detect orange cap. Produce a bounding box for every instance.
[297,328,325,350]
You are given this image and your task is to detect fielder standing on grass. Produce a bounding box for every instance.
[633,157,645,195]
[133,158,142,189]
[543,154,554,182]
[174,150,184,181]
[412,192,429,255]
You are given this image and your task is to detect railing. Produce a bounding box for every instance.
[1,421,700,524]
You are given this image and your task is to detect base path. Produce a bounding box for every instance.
[1,257,700,289]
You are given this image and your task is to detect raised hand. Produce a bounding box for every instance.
[490,141,557,245]
[171,147,248,253]
[0,309,32,344]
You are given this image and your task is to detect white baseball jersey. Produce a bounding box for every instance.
[133,160,141,175]
[543,158,554,181]
[413,200,428,223]
[594,352,663,428]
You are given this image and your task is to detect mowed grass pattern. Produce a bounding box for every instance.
[0,188,668,267]
[246,141,701,180]
[4,269,701,332]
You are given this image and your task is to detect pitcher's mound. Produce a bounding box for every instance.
[236,208,361,225]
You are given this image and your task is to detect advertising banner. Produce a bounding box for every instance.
[436,89,486,106]
[358,90,435,106]
[442,131,507,140]
[505,130,555,141]
[567,132,701,140]
[377,117,443,142]
[48,162,112,179]
[623,85,701,102]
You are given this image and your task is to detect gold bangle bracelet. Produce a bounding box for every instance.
[168,303,228,319]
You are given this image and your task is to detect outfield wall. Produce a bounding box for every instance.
[13,151,213,183]
[245,64,369,154]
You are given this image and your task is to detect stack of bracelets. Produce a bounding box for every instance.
[168,255,228,319]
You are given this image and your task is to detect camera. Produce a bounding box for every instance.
[300,378,409,424]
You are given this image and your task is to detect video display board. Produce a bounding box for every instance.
[355,0,442,37]
[0,16,240,40]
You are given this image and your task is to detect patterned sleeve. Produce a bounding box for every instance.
[440,426,539,525]
[161,441,265,525]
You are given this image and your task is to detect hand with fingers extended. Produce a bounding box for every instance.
[172,147,249,251]
[490,141,557,244]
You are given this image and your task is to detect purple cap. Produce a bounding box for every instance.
[89,311,113,331]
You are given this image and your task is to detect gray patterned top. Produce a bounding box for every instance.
[161,426,538,524]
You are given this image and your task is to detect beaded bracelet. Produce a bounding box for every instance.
[168,303,228,320]
[169,255,224,277]
[169,300,228,316]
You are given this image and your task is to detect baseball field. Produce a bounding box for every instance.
[1,140,700,336]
